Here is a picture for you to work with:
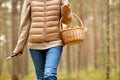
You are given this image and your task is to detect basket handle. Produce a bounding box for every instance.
[59,13,85,32]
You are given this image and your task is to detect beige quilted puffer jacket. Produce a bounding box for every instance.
[13,0,72,54]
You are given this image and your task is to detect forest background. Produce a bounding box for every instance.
[0,0,120,80]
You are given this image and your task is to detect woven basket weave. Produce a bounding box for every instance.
[60,13,85,45]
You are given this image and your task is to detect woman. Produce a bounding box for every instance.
[13,0,72,80]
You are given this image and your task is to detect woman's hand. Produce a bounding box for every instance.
[6,52,22,60]
[61,3,71,16]
[12,52,22,57]
[61,3,73,24]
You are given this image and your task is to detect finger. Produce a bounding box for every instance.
[67,3,70,7]
[64,5,68,10]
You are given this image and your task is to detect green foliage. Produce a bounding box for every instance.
[0,74,11,80]
[22,74,36,80]
[57,67,118,80]
[0,68,119,80]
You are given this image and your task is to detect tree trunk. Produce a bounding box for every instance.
[92,0,98,69]
[18,0,28,78]
[100,0,105,69]
[106,0,110,80]
[21,46,29,77]
[66,46,71,78]
[0,7,3,75]
[110,0,118,71]
[0,6,8,75]
[118,1,120,80]
[11,0,19,80]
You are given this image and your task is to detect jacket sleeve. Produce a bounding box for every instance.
[61,0,73,24]
[13,0,31,54]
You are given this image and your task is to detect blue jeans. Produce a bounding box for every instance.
[30,46,63,80]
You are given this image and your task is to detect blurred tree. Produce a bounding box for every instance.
[11,0,19,80]
[0,0,9,75]
[106,0,110,80]
[66,46,71,78]
[11,0,29,79]
[118,0,120,79]
[99,0,106,69]
[92,0,98,69]
[18,0,28,77]
[110,0,118,71]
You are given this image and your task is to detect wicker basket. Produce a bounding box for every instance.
[60,13,85,45]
